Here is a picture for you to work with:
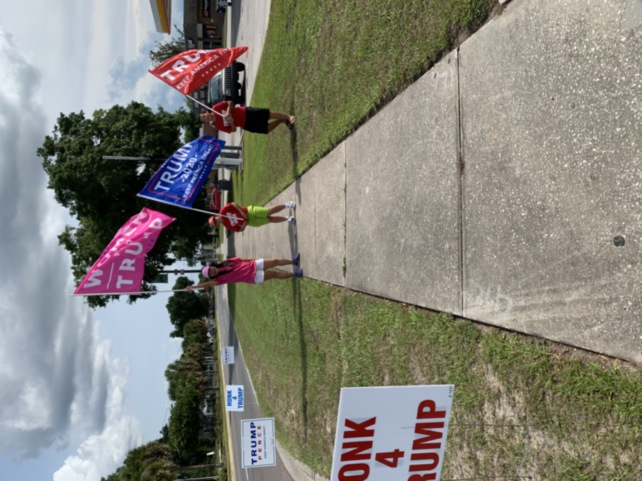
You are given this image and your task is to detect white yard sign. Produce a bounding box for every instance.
[331,385,454,481]
[241,418,276,468]
[222,345,235,364]
[225,385,244,411]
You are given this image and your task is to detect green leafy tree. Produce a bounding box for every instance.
[149,27,186,66]
[159,423,170,443]
[165,356,201,401]
[166,277,209,337]
[168,383,202,464]
[38,102,207,307]
[102,441,175,481]
[165,318,210,401]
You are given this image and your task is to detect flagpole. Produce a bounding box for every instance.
[136,194,242,221]
[187,95,225,117]
[72,288,198,297]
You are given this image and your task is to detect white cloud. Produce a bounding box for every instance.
[53,366,143,481]
[53,415,142,481]
[0,0,187,477]
[0,29,142,479]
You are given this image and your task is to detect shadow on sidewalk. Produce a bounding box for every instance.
[286,217,309,440]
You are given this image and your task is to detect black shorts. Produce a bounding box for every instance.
[243,107,270,134]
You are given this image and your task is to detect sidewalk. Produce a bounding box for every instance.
[222,0,642,365]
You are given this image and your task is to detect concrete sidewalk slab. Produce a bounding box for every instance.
[345,51,463,314]
[218,163,347,290]
[233,143,347,287]
[284,144,347,287]
[459,0,642,362]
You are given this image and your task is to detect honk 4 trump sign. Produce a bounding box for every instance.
[74,208,175,295]
[225,385,244,411]
[241,418,276,468]
[331,385,454,481]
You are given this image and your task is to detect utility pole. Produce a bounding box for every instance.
[161,269,203,275]
[179,464,225,470]
[174,477,218,481]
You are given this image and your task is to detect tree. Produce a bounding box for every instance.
[166,277,209,337]
[168,383,202,464]
[159,423,170,443]
[102,441,176,481]
[38,102,208,307]
[150,27,186,66]
[165,357,201,401]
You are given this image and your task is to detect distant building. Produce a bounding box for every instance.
[183,1,228,126]
[149,0,172,34]
[183,0,226,51]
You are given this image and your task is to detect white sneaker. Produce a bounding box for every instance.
[287,216,296,224]
[285,201,296,209]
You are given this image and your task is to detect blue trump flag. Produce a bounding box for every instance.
[138,136,225,208]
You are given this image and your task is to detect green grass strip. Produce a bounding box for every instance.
[229,281,642,479]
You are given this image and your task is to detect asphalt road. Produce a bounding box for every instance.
[215,283,296,481]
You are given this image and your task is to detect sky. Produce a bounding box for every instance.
[0,1,197,480]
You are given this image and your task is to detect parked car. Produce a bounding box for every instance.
[209,188,221,212]
[208,180,232,212]
[208,61,245,106]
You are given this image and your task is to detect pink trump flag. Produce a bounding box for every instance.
[73,208,176,296]
[149,46,248,95]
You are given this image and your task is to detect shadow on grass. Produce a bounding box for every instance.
[224,236,237,350]
[292,265,307,441]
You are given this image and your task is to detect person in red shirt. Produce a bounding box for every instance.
[199,100,295,134]
[209,201,296,232]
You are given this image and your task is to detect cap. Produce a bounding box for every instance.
[201,266,210,278]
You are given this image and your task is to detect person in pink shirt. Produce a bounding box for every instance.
[186,253,302,289]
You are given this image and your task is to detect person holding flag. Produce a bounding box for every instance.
[186,254,303,289]
[209,201,296,232]
[200,101,295,135]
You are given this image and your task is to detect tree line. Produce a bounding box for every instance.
[101,309,221,481]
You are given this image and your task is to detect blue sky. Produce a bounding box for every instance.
[0,1,197,479]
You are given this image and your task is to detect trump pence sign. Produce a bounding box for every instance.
[241,418,276,468]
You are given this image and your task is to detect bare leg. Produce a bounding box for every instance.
[264,270,295,281]
[263,258,294,269]
[267,216,287,223]
[267,204,286,215]
[269,112,295,123]
[267,112,295,133]
[267,119,286,133]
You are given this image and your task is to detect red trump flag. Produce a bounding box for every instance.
[149,46,248,95]
[73,208,176,296]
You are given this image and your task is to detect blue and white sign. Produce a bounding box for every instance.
[138,136,225,208]
[241,418,276,468]
[222,346,235,365]
[225,384,244,411]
